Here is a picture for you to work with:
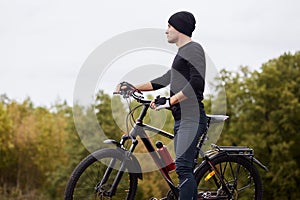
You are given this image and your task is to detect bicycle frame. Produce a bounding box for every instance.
[101,101,223,198]
[115,103,180,198]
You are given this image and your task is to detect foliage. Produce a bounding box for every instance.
[218,52,300,199]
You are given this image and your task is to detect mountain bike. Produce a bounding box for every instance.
[64,82,268,200]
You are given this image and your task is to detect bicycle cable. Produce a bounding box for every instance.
[124,96,143,145]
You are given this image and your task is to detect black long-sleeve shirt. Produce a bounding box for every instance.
[150,41,206,121]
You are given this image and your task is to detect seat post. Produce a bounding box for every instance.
[194,117,211,162]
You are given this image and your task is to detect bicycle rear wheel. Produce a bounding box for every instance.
[64,148,138,200]
[195,155,263,200]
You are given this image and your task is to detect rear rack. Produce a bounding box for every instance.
[204,144,268,171]
[211,144,254,156]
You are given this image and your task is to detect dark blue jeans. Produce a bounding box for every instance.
[174,112,207,200]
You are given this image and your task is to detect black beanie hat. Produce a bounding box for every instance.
[168,11,196,37]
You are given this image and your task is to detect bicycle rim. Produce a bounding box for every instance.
[195,155,263,200]
[65,149,138,200]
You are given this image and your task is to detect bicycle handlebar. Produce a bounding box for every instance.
[113,82,151,105]
[113,90,152,105]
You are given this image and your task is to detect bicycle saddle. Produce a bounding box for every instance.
[206,115,229,124]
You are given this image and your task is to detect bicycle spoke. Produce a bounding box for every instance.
[65,149,138,200]
[196,156,262,199]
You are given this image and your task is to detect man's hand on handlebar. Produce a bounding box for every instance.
[114,81,139,97]
[114,82,171,109]
[150,96,171,111]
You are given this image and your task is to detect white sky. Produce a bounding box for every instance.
[0,0,299,106]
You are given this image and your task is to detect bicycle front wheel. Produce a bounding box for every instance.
[64,148,138,200]
[195,155,263,200]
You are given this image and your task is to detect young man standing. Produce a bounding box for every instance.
[118,11,207,199]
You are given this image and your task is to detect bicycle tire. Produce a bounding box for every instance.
[64,148,138,200]
[195,154,263,200]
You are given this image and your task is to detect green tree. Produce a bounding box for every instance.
[0,97,15,193]
[0,97,87,199]
[218,52,300,199]
[249,52,300,199]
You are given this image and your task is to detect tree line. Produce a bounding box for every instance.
[0,51,299,199]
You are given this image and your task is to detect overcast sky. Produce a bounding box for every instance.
[0,0,299,106]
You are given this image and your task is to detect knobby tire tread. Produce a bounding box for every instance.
[64,148,138,200]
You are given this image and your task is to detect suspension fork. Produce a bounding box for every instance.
[96,137,138,197]
[96,158,116,190]
[95,156,129,197]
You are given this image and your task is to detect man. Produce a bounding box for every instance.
[118,11,207,199]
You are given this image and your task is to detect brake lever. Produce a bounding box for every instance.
[132,90,144,100]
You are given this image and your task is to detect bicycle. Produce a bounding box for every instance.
[64,82,268,200]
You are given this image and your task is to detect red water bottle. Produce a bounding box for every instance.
[156,141,176,173]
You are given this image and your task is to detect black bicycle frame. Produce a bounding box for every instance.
[98,103,179,198]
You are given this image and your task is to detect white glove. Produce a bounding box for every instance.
[153,96,171,111]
